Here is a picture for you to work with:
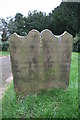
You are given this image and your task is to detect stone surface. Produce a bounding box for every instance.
[9,29,72,95]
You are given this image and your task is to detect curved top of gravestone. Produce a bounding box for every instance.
[9,29,72,42]
[9,29,40,40]
[41,29,72,38]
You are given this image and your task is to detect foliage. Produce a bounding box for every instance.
[49,2,79,37]
[8,13,27,36]
[2,52,78,119]
[1,29,7,42]
[8,11,49,36]
[0,18,9,41]
[0,41,9,51]
[7,2,80,37]
[0,2,80,52]
[26,10,50,32]
[73,32,80,52]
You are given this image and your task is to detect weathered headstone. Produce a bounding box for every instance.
[9,29,72,95]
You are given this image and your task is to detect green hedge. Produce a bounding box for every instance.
[0,41,9,51]
[72,33,80,52]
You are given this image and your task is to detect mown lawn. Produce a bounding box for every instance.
[1,52,79,119]
[0,51,10,57]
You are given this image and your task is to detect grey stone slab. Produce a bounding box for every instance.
[9,29,72,95]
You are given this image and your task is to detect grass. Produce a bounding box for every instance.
[1,52,79,119]
[0,51,10,57]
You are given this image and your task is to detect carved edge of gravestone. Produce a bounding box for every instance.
[60,31,73,86]
[55,31,72,87]
[9,33,20,89]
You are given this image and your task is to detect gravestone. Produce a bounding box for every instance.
[9,29,72,95]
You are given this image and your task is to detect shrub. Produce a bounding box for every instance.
[73,33,80,52]
[0,41,9,51]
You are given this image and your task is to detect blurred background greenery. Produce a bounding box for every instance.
[0,2,80,52]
